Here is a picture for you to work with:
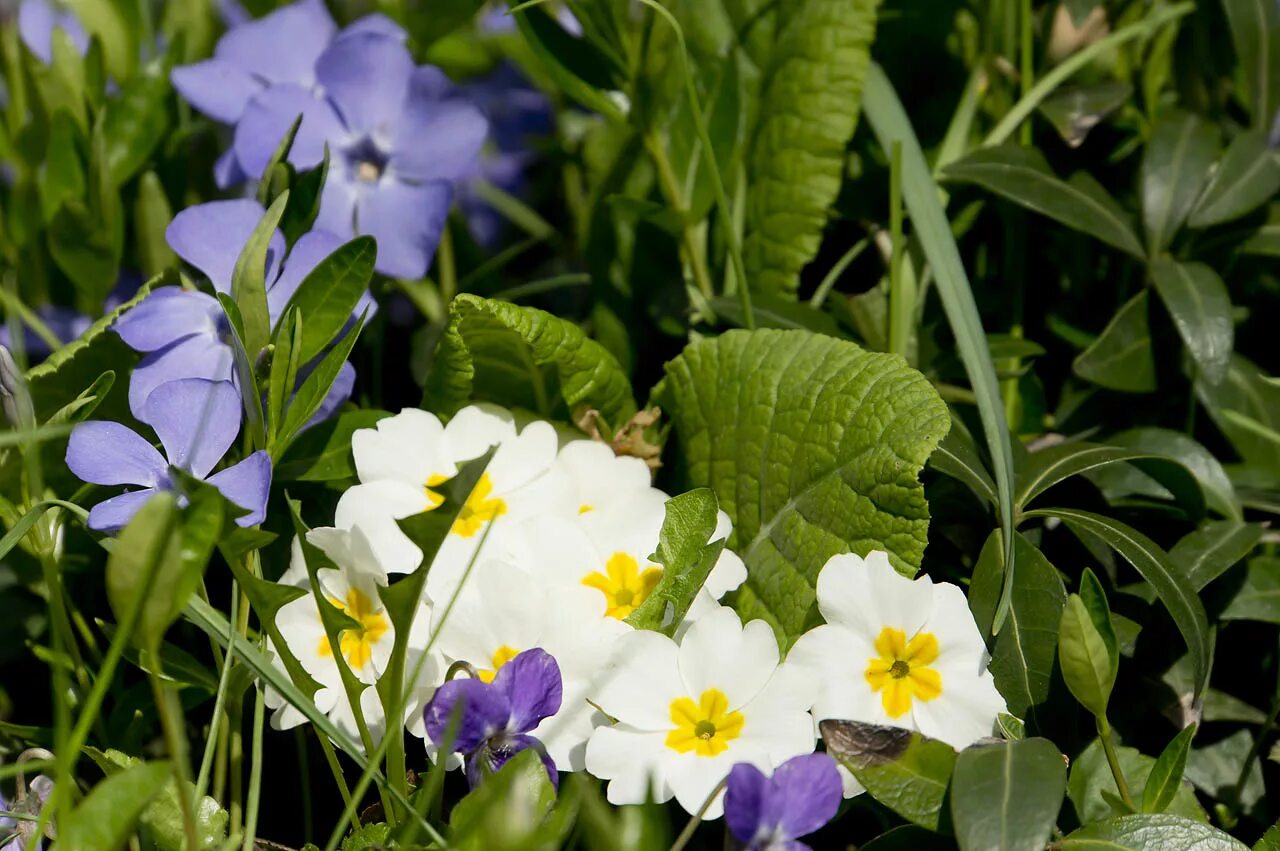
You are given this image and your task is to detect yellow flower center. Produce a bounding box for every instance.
[578,503,593,514]
[477,644,521,683]
[864,626,943,718]
[317,587,389,670]
[452,472,508,537]
[424,472,448,509]
[666,688,744,756]
[581,552,663,619]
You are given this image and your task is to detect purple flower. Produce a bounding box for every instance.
[66,378,271,532]
[423,648,562,789]
[724,754,842,851]
[18,0,88,65]
[113,199,364,420]
[0,275,141,362]
[0,773,52,851]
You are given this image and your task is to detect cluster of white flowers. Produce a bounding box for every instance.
[269,404,1007,816]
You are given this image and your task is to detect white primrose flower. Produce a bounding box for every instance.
[788,551,1007,795]
[334,403,563,588]
[584,606,818,819]
[406,555,631,772]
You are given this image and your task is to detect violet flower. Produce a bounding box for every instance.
[113,198,365,420]
[0,773,52,851]
[17,0,88,65]
[423,648,562,789]
[66,378,271,532]
[724,754,842,851]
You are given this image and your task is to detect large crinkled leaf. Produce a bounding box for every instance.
[1060,815,1245,850]
[422,294,637,428]
[659,328,948,641]
[742,0,878,296]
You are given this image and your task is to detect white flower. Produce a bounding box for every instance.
[407,555,631,772]
[788,551,1006,794]
[334,403,563,588]
[585,606,817,819]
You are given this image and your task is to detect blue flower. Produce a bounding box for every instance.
[423,648,562,789]
[724,754,842,851]
[66,378,272,532]
[17,0,88,65]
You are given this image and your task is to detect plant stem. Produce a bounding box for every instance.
[1097,715,1136,809]
[241,687,266,851]
[438,226,457,304]
[149,670,201,851]
[669,776,728,851]
[887,142,915,361]
[645,132,717,305]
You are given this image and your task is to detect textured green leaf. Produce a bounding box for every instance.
[1034,509,1210,698]
[821,719,956,832]
[942,145,1144,258]
[1150,259,1233,385]
[92,748,228,850]
[276,409,390,482]
[950,738,1066,851]
[282,235,376,365]
[1188,130,1280,228]
[743,0,878,295]
[1171,520,1263,591]
[969,532,1066,728]
[1221,0,1280,126]
[1221,556,1280,623]
[1141,110,1218,251]
[1195,354,1280,476]
[423,294,637,427]
[1060,815,1245,850]
[56,760,172,850]
[1073,291,1156,393]
[660,329,948,641]
[626,488,725,634]
[1068,739,1206,824]
[1142,725,1196,814]
[1058,569,1117,718]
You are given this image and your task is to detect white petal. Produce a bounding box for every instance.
[352,407,453,487]
[703,548,746,600]
[507,515,603,591]
[836,764,867,798]
[910,664,1006,749]
[677,607,779,711]
[442,402,517,461]
[590,629,686,729]
[923,581,991,674]
[485,419,559,492]
[585,726,673,805]
[553,440,653,513]
[814,550,932,640]
[335,481,432,574]
[789,624,885,727]
[665,750,753,820]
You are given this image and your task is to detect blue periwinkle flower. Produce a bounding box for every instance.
[17,0,88,64]
[724,753,842,851]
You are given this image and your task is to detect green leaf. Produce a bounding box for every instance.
[341,823,391,851]
[1068,738,1206,824]
[48,120,124,308]
[660,328,948,642]
[821,719,956,832]
[276,409,390,482]
[1257,820,1280,851]
[101,53,171,185]
[1141,110,1218,252]
[277,313,365,447]
[266,305,303,449]
[282,236,376,365]
[625,488,726,634]
[743,0,878,295]
[1185,729,1266,819]
[1195,354,1280,475]
[1087,427,1237,521]
[1037,82,1132,148]
[1149,259,1233,385]
[40,111,85,223]
[231,190,288,359]
[864,63,1017,630]
[507,3,625,119]
[861,825,956,851]
[1015,441,1161,511]
[1060,814,1246,850]
[105,492,181,650]
[942,145,1145,258]
[1221,556,1280,623]
[969,532,1066,727]
[686,49,744,223]
[950,738,1066,851]
[709,292,843,336]
[91,748,228,850]
[1057,569,1117,718]
[1142,725,1196,814]
[930,426,997,507]
[56,760,172,850]
[448,749,557,849]
[1188,130,1280,228]
[280,151,330,244]
[1171,520,1264,590]
[1221,0,1280,126]
[134,170,176,278]
[1073,291,1156,393]
[423,294,637,426]
[68,0,136,80]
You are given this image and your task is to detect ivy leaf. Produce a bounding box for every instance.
[423,294,637,428]
[55,760,172,851]
[950,738,1066,851]
[743,0,878,295]
[625,488,726,634]
[1140,110,1218,252]
[660,329,948,642]
[1149,260,1233,386]
[1073,291,1156,393]
[1059,814,1245,850]
[821,719,956,832]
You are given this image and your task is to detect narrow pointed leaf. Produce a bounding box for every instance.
[1142,724,1196,813]
[1150,260,1233,385]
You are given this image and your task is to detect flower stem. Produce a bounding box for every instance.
[1096,715,1135,809]
[149,669,201,851]
[644,132,716,306]
[669,776,728,851]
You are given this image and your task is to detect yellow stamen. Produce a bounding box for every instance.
[864,626,942,718]
[477,644,521,683]
[581,552,663,619]
[316,587,389,670]
[665,688,744,756]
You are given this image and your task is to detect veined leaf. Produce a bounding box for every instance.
[1087,427,1237,521]
[1221,0,1280,126]
[1150,260,1233,386]
[950,738,1066,851]
[626,488,725,634]
[1188,130,1280,228]
[1142,725,1196,814]
[282,235,376,365]
[1221,556,1280,624]
[231,191,288,359]
[1141,110,1218,252]
[1195,354,1280,476]
[1058,569,1117,719]
[942,145,1144,258]
[1015,442,1159,511]
[423,294,637,427]
[743,0,878,295]
[1060,814,1245,850]
[660,328,948,642]
[1073,290,1156,393]
[930,426,997,507]
[1171,520,1264,591]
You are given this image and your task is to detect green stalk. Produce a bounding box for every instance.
[887,142,915,360]
[241,687,266,851]
[1097,715,1136,809]
[196,592,239,802]
[645,132,717,305]
[149,670,201,851]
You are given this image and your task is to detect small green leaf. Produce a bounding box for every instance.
[942,145,1145,258]
[39,111,85,223]
[1060,814,1246,850]
[1073,290,1156,393]
[1188,130,1280,228]
[267,306,304,448]
[1068,738,1206,824]
[930,427,997,507]
[101,52,172,185]
[1171,520,1264,591]
[1037,82,1132,148]
[56,760,172,850]
[1194,354,1280,475]
[277,313,365,449]
[1220,0,1280,126]
[1058,569,1117,718]
[1221,556,1280,624]
[625,488,726,634]
[105,492,181,650]
[448,749,557,850]
[134,170,176,278]
[1086,427,1236,521]
[507,3,625,119]
[950,738,1066,851]
[280,150,330,244]
[1142,725,1196,813]
[821,719,956,832]
[1141,110,1218,252]
[231,190,288,359]
[276,409,389,482]
[282,235,376,364]
[1015,441,1160,511]
[89,748,228,850]
[423,294,637,426]
[1149,259,1233,385]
